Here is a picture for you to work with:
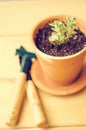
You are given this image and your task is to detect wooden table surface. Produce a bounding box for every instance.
[0,0,86,130]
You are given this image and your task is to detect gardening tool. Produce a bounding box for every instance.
[18,47,47,127]
[6,46,47,127]
[6,47,36,126]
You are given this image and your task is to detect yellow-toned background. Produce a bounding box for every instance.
[0,0,86,130]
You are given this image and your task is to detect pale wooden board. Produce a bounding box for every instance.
[0,78,86,129]
[0,0,86,130]
[0,37,34,79]
[1,127,86,130]
[0,0,86,35]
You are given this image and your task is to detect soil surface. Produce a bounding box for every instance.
[35,24,86,56]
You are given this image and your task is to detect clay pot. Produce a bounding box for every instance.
[31,15,86,86]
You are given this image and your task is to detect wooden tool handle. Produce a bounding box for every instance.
[26,80,48,127]
[6,72,26,126]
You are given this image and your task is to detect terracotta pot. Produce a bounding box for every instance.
[31,15,86,86]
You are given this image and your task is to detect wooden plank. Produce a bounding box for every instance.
[0,36,33,79]
[1,126,86,130]
[0,62,86,128]
[0,0,86,35]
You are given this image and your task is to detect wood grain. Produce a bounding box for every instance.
[0,0,86,130]
[0,74,86,128]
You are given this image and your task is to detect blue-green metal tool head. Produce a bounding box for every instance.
[16,46,36,80]
[16,46,36,60]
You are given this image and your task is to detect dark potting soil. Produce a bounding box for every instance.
[35,24,86,56]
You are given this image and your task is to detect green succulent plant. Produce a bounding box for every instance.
[49,17,78,44]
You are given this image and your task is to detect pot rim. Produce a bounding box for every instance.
[31,15,86,60]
